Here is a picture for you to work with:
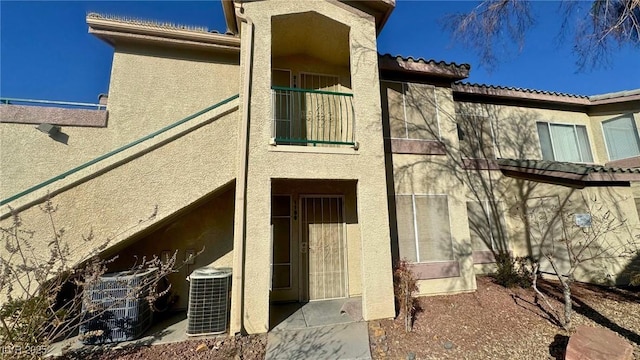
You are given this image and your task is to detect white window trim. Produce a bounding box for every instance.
[271,194,293,291]
[536,121,594,163]
[396,193,454,263]
[382,80,442,141]
[600,115,640,161]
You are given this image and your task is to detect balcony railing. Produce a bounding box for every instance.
[271,86,355,146]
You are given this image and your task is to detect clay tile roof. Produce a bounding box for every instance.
[497,158,640,183]
[378,53,470,80]
[454,82,589,99]
[498,158,640,174]
[86,12,221,34]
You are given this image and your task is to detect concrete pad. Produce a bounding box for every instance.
[271,305,307,331]
[46,312,207,357]
[303,299,356,328]
[266,322,371,360]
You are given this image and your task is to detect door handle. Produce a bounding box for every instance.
[301,242,307,253]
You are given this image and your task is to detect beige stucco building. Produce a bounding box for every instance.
[1,0,639,335]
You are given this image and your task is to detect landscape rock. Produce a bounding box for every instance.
[565,325,633,360]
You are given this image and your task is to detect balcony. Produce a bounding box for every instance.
[271,86,355,147]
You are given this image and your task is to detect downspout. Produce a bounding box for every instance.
[229,4,253,335]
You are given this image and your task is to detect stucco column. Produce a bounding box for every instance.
[357,174,396,320]
[241,175,272,333]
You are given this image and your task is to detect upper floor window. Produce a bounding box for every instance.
[536,122,593,163]
[382,81,439,140]
[602,115,640,160]
[395,194,453,263]
[457,114,496,159]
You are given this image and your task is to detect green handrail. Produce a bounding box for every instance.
[271,86,353,97]
[1,97,106,109]
[1,94,239,206]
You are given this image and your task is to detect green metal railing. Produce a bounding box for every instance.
[1,97,106,109]
[271,86,355,146]
[1,94,239,206]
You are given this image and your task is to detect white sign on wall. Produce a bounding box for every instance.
[575,213,592,227]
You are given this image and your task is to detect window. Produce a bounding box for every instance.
[457,115,497,159]
[271,195,292,289]
[383,81,439,140]
[395,195,453,262]
[602,115,640,160]
[536,122,593,163]
[466,201,508,252]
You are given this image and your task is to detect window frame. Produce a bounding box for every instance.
[382,80,441,141]
[536,121,594,163]
[600,114,640,161]
[395,193,454,263]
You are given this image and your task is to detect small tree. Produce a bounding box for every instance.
[393,259,418,332]
[0,199,178,359]
[525,194,638,330]
[445,0,640,70]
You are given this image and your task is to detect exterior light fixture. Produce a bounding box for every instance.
[36,123,61,136]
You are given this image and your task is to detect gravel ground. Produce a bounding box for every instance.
[369,276,640,360]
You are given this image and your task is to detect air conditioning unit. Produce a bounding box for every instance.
[80,267,157,344]
[186,267,232,336]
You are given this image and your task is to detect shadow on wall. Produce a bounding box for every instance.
[380,82,640,286]
[103,182,236,310]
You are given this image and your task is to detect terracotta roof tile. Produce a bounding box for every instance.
[454,82,589,99]
[497,158,640,175]
[378,53,470,80]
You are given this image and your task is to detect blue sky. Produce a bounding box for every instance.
[1,1,639,104]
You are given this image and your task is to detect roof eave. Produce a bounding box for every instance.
[452,83,591,107]
[378,55,470,81]
[87,16,241,52]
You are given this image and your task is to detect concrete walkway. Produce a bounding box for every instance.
[266,298,372,360]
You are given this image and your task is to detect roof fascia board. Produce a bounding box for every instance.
[87,17,240,50]
[89,29,241,54]
[379,55,470,81]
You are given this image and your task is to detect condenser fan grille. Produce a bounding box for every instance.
[186,267,232,336]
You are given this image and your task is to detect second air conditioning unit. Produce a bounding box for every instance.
[186,267,232,336]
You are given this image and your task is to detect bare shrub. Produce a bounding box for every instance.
[0,199,180,359]
[393,259,418,332]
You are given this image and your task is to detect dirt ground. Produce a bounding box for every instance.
[57,276,638,360]
[58,333,267,360]
[369,276,640,360]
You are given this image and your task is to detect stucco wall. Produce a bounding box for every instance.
[238,0,395,334]
[105,185,236,310]
[0,102,240,289]
[0,44,240,200]
[384,82,640,294]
